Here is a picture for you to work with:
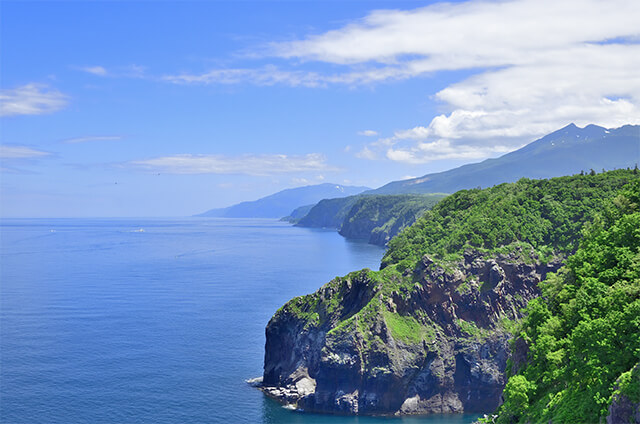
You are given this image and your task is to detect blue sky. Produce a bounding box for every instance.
[2,0,639,217]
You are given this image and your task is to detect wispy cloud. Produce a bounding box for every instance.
[128,153,337,176]
[291,174,326,185]
[269,0,639,66]
[265,0,639,162]
[162,65,327,87]
[358,130,378,137]
[80,66,108,76]
[63,136,122,144]
[76,64,146,78]
[0,145,52,159]
[0,84,68,117]
[162,0,640,161]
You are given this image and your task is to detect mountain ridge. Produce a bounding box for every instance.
[368,123,639,195]
[196,183,370,218]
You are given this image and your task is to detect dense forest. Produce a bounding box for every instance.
[382,170,639,269]
[491,181,640,423]
[339,194,446,245]
[295,193,446,246]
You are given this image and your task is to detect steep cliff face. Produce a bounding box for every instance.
[295,196,360,229]
[294,194,446,246]
[261,248,562,415]
[338,194,446,246]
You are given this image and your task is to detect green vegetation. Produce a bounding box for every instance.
[456,318,489,340]
[277,171,640,419]
[614,365,640,404]
[281,203,315,223]
[383,170,639,269]
[494,181,640,423]
[339,194,447,244]
[295,196,362,229]
[383,310,435,344]
[295,193,447,245]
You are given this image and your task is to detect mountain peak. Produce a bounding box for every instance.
[370,124,638,195]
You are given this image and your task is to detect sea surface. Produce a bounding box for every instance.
[0,218,480,424]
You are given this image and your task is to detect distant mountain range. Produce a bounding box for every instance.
[369,124,639,195]
[196,183,370,218]
[197,124,638,225]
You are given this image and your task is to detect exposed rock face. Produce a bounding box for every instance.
[607,363,640,424]
[261,248,562,415]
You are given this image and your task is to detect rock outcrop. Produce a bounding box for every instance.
[260,247,562,415]
[607,363,640,424]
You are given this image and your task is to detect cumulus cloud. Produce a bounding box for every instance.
[0,145,52,159]
[0,84,68,117]
[386,138,512,164]
[128,153,337,176]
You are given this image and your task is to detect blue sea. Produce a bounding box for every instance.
[0,218,480,424]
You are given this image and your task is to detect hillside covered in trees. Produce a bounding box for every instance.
[295,193,446,246]
[260,169,640,419]
[492,181,640,423]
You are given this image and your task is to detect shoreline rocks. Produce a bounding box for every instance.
[259,248,562,415]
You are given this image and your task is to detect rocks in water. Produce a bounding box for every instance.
[260,247,562,415]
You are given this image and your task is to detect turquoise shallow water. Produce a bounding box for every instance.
[0,218,480,423]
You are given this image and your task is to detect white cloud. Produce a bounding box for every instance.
[129,153,337,176]
[270,0,639,67]
[80,66,108,76]
[359,124,516,164]
[262,0,639,161]
[161,0,640,160]
[162,65,327,87]
[63,136,122,144]
[0,145,51,159]
[121,0,640,162]
[355,146,378,160]
[386,138,512,164]
[358,130,378,137]
[0,84,68,117]
[76,64,146,79]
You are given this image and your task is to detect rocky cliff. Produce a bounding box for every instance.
[261,247,562,414]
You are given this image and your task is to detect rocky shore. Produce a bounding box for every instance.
[259,247,562,415]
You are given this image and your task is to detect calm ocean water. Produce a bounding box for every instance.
[0,218,480,424]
